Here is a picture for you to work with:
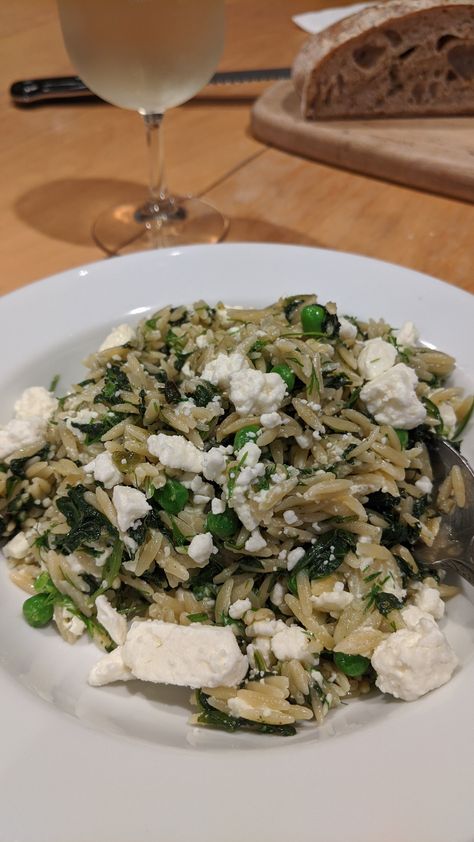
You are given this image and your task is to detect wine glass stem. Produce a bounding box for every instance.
[136,113,179,223]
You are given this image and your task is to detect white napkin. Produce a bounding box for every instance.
[293,3,375,34]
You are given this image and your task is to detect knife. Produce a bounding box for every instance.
[10,68,291,105]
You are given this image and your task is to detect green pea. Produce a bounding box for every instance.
[301,304,326,334]
[155,479,189,515]
[233,424,260,451]
[206,508,240,540]
[333,652,371,677]
[23,594,54,628]
[395,429,409,449]
[271,364,295,393]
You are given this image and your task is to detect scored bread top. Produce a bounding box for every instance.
[293,0,474,98]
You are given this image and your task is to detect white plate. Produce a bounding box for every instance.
[1,244,473,842]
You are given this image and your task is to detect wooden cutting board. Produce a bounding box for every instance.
[251,81,474,203]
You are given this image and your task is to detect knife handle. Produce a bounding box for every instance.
[10,68,291,106]
[10,76,100,104]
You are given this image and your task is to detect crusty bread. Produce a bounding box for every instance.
[293,0,474,118]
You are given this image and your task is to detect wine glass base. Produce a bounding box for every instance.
[92,195,228,255]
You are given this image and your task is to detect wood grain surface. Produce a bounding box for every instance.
[252,81,474,203]
[0,0,473,296]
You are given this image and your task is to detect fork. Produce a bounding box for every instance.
[415,439,474,586]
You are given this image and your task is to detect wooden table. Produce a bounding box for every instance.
[1,0,473,297]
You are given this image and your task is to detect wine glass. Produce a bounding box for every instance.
[57,0,226,255]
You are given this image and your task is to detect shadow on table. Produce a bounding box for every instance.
[14,178,146,247]
[225,215,320,246]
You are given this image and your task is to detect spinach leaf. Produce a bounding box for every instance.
[323,372,351,390]
[374,592,405,616]
[55,484,117,554]
[193,380,220,407]
[367,491,401,519]
[102,538,124,587]
[288,530,356,594]
[71,412,124,444]
[381,518,421,548]
[94,364,131,407]
[163,381,181,404]
[196,691,296,737]
[283,296,306,324]
[9,445,50,478]
[412,495,430,519]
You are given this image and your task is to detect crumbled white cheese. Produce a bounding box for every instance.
[271,625,311,662]
[395,321,419,347]
[85,451,122,489]
[201,352,249,389]
[414,585,445,620]
[227,696,255,718]
[202,447,228,482]
[439,402,457,438]
[287,547,305,571]
[246,636,273,669]
[196,334,208,349]
[2,531,30,559]
[95,595,128,645]
[112,485,151,533]
[121,619,248,688]
[228,598,252,620]
[283,510,298,525]
[415,475,433,495]
[0,417,45,460]
[14,386,57,420]
[188,532,215,566]
[312,581,354,613]
[61,607,86,639]
[88,646,134,686]
[358,338,397,381]
[180,362,195,379]
[246,619,286,638]
[148,433,203,473]
[99,323,135,351]
[236,441,261,467]
[229,369,287,416]
[232,500,258,532]
[338,316,357,341]
[295,432,313,449]
[244,529,267,553]
[371,609,457,701]
[64,409,99,441]
[211,498,226,515]
[270,581,286,607]
[360,363,427,430]
[260,412,281,429]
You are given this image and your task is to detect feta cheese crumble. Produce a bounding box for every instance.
[371,608,457,701]
[148,433,203,473]
[260,411,281,429]
[338,316,357,341]
[95,595,128,645]
[112,486,151,533]
[99,323,135,351]
[358,338,397,381]
[415,475,433,495]
[89,619,248,689]
[244,529,267,553]
[395,321,419,347]
[201,352,249,389]
[271,625,311,662]
[85,451,122,489]
[3,531,31,559]
[360,363,427,430]
[229,369,287,416]
[228,598,252,620]
[14,386,58,421]
[188,532,215,566]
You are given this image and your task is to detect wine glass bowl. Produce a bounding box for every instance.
[57,0,227,253]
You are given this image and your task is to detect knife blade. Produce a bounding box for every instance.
[10,68,291,105]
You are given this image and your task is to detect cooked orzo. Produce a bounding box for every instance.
[1,294,471,736]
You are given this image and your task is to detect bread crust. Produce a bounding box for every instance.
[293,0,474,118]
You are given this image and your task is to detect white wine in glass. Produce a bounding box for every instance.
[57,0,226,254]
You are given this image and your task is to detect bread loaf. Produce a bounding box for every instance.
[293,0,474,118]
